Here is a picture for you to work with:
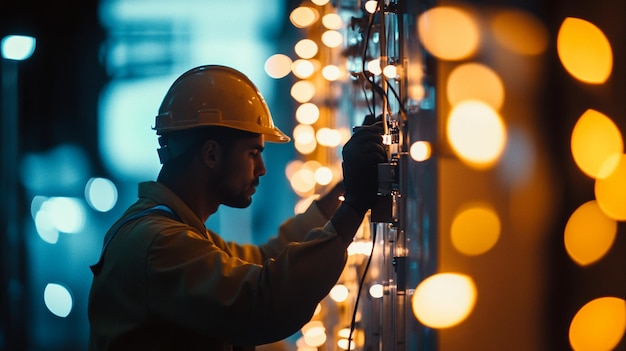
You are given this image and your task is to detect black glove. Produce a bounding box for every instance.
[362,114,379,126]
[341,123,387,214]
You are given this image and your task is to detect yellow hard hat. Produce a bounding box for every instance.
[154,65,290,143]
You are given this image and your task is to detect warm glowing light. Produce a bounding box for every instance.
[410,141,432,162]
[571,109,623,179]
[338,328,351,339]
[299,160,319,178]
[409,84,426,101]
[294,195,319,215]
[301,320,324,334]
[316,128,342,147]
[292,59,315,79]
[308,59,322,73]
[290,168,317,193]
[297,336,318,351]
[569,297,626,351]
[322,65,342,81]
[1,35,36,60]
[367,59,382,76]
[314,171,333,187]
[338,338,356,350]
[339,128,351,145]
[296,103,320,125]
[302,321,327,347]
[451,203,501,256]
[369,284,384,298]
[304,331,327,348]
[383,65,397,78]
[291,80,316,103]
[595,154,626,220]
[321,30,343,48]
[303,160,322,173]
[295,39,319,59]
[447,63,505,111]
[491,9,548,56]
[285,160,303,180]
[364,0,378,14]
[329,284,350,302]
[265,54,293,79]
[407,60,425,101]
[295,138,317,155]
[322,13,343,30]
[44,283,73,317]
[290,7,319,28]
[311,0,329,6]
[347,240,373,256]
[564,201,617,266]
[418,6,480,61]
[412,273,477,328]
[294,124,316,144]
[314,167,333,186]
[294,125,317,155]
[557,17,613,84]
[447,100,507,169]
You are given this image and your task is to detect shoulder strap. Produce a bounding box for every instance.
[90,204,180,275]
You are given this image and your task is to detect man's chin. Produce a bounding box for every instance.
[223,197,252,209]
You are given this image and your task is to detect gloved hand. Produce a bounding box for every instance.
[341,122,387,214]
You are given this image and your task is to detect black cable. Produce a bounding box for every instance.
[347,223,378,350]
[360,10,379,117]
[360,81,375,117]
[385,77,409,120]
[359,4,411,123]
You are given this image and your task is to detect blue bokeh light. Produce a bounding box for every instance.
[1,35,36,60]
[43,283,73,318]
[85,177,118,212]
[34,197,86,239]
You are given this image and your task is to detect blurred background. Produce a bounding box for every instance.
[1,0,625,350]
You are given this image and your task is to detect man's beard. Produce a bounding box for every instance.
[219,179,259,209]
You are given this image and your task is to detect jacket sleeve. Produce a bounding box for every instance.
[258,201,329,260]
[217,201,329,264]
[144,219,348,346]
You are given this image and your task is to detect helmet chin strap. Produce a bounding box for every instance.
[157,133,197,164]
[156,144,172,164]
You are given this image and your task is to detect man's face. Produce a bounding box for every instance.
[214,134,266,208]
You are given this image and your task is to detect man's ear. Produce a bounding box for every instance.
[200,140,221,168]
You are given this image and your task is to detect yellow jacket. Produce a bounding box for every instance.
[88,181,350,350]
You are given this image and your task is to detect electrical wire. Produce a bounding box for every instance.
[384,77,409,121]
[347,223,378,350]
[345,6,387,348]
[360,11,379,117]
[345,2,411,350]
[359,3,410,127]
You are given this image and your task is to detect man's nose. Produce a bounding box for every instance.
[256,155,266,177]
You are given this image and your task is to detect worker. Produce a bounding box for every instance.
[87,65,386,350]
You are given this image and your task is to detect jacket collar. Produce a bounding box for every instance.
[138,181,207,236]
